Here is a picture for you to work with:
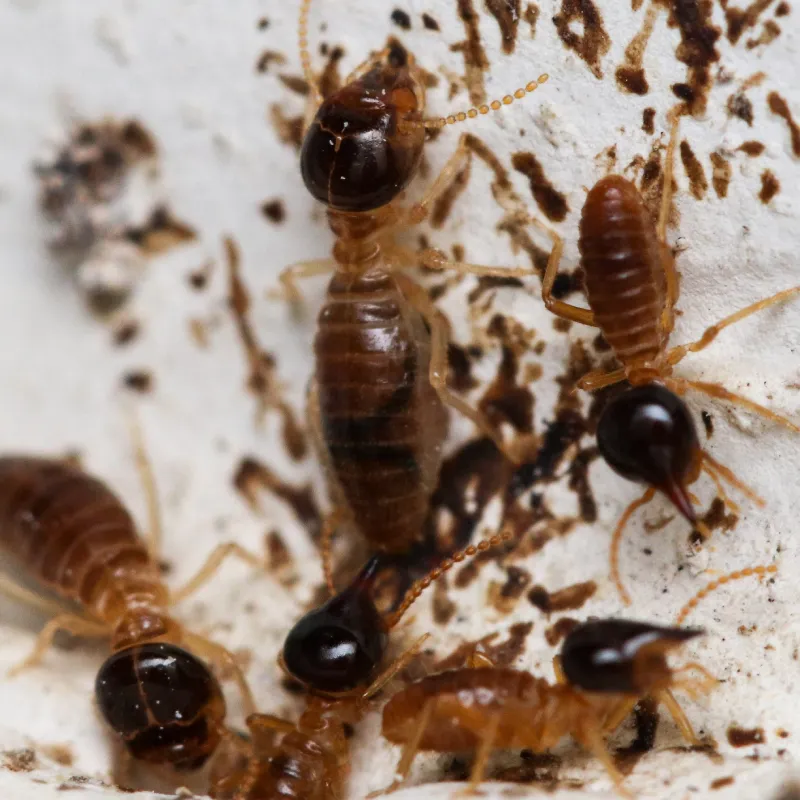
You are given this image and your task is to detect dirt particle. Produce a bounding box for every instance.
[126,205,197,255]
[479,345,535,434]
[552,0,611,79]
[270,105,304,151]
[422,12,440,30]
[701,410,714,437]
[767,92,800,156]
[642,107,656,134]
[775,1,790,15]
[391,8,412,29]
[727,726,766,747]
[527,579,597,614]
[711,776,735,790]
[524,3,540,35]
[512,152,569,221]
[615,3,657,95]
[759,169,780,203]
[709,152,731,199]
[261,198,286,224]
[485,0,522,54]
[739,140,766,157]
[747,18,781,48]
[544,616,579,645]
[432,576,457,624]
[679,140,708,199]
[122,369,153,394]
[112,318,140,347]
[448,343,479,393]
[3,749,38,772]
[41,744,73,767]
[188,260,213,291]
[451,0,489,105]
[723,0,774,44]
[489,565,532,613]
[256,50,286,73]
[257,17,269,30]
[728,91,754,125]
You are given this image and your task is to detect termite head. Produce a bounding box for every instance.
[561,619,703,694]
[95,642,226,770]
[300,43,426,212]
[281,556,389,693]
[597,384,701,522]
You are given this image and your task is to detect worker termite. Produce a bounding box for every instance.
[279,0,548,591]
[208,529,512,799]
[0,431,264,770]
[376,564,777,795]
[533,116,799,603]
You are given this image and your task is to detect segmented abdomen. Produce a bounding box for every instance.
[0,457,163,621]
[579,176,666,366]
[314,267,447,553]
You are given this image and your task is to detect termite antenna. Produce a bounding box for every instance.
[385,529,513,628]
[420,74,549,130]
[298,0,322,106]
[674,564,778,626]
[125,407,162,560]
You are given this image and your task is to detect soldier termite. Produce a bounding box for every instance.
[279,0,548,592]
[532,115,799,604]
[0,427,265,770]
[376,564,778,795]
[208,529,513,799]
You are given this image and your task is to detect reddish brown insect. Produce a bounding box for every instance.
[0,434,262,770]
[536,117,800,603]
[280,0,548,592]
[208,526,513,799]
[377,564,776,794]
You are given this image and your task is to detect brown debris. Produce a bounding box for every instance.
[738,140,766,156]
[256,50,286,73]
[270,105,304,151]
[527,579,597,614]
[3,749,38,772]
[759,169,780,203]
[524,3,540,35]
[122,369,153,394]
[261,198,286,224]
[710,152,732,198]
[544,616,579,645]
[642,107,656,134]
[451,0,489,105]
[723,0,774,44]
[767,92,800,156]
[679,140,708,199]
[553,0,611,80]
[431,153,471,228]
[615,3,658,95]
[512,152,569,221]
[746,19,781,48]
[435,621,534,670]
[489,565,532,613]
[112,318,140,347]
[484,0,522,54]
[727,726,766,747]
[127,206,196,256]
[422,13,440,30]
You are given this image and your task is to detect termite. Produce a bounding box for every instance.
[0,427,266,770]
[533,116,800,604]
[377,564,776,795]
[208,529,512,799]
[280,0,548,591]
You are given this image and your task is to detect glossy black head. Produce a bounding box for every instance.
[561,619,703,694]
[282,557,388,693]
[597,384,700,521]
[300,53,425,212]
[95,643,226,770]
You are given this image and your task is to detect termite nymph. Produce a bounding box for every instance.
[533,115,800,603]
[209,530,512,799]
[376,564,777,795]
[281,0,549,593]
[0,432,263,770]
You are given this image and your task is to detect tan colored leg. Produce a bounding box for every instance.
[7,614,109,677]
[654,689,699,746]
[660,246,680,336]
[170,543,265,606]
[362,634,431,701]
[538,221,596,326]
[667,285,800,366]
[552,655,567,685]
[343,48,391,87]
[657,117,680,243]
[601,697,640,735]
[185,632,256,718]
[577,366,627,392]
[610,487,657,606]
[667,376,800,433]
[578,720,628,795]
[0,575,72,619]
[463,712,500,794]
[396,274,523,464]
[417,248,531,280]
[320,507,347,596]
[701,451,763,506]
[246,713,298,744]
[126,408,162,559]
[702,465,739,514]
[277,259,336,305]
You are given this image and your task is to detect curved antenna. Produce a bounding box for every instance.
[421,74,549,130]
[385,529,513,628]
[674,564,778,626]
[298,0,323,106]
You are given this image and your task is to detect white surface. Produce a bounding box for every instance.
[0,1,798,798]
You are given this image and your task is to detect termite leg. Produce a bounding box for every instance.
[701,451,764,508]
[185,632,256,718]
[660,246,680,336]
[667,376,800,433]
[601,697,640,735]
[362,634,430,701]
[170,543,266,606]
[537,220,597,326]
[0,575,72,619]
[577,366,627,393]
[667,285,800,366]
[126,408,162,560]
[319,507,348,596]
[7,614,109,677]
[246,713,298,741]
[459,713,501,795]
[375,698,436,797]
[552,655,567,684]
[342,47,391,88]
[277,259,336,306]
[578,721,627,795]
[653,689,700,746]
[397,274,523,464]
[656,117,680,243]
[610,487,657,606]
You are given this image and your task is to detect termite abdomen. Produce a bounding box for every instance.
[95,643,226,770]
[597,384,699,520]
[300,63,425,212]
[579,176,666,364]
[561,619,702,694]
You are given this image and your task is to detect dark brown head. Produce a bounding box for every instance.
[561,619,703,694]
[281,556,389,693]
[95,643,226,770]
[300,47,426,212]
[597,384,701,521]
